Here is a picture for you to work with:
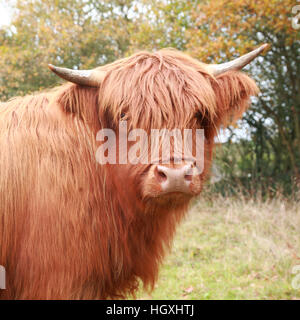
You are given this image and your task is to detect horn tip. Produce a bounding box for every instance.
[260,43,271,53]
[48,64,56,71]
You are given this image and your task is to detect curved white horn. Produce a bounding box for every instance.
[48,64,106,87]
[208,43,270,76]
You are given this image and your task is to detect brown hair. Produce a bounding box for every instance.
[0,48,258,299]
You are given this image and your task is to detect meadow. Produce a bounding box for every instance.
[140,194,300,300]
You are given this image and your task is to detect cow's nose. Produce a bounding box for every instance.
[154,162,195,194]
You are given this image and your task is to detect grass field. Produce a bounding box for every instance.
[139,195,300,300]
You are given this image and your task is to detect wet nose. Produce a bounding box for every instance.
[154,162,195,194]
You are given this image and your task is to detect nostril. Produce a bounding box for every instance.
[155,166,168,183]
[158,171,167,180]
[184,174,192,181]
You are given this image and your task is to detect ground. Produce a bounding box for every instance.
[139,195,300,299]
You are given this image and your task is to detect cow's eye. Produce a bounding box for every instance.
[195,111,203,121]
[120,112,126,119]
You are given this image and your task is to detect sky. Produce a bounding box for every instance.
[0,3,12,27]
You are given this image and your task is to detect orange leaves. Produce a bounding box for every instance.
[187,0,298,63]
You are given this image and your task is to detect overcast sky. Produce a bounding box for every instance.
[0,3,12,27]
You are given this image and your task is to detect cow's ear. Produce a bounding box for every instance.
[211,71,259,127]
[57,84,99,121]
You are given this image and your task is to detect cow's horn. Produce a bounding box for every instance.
[208,43,270,76]
[48,64,106,87]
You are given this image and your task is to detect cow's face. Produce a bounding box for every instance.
[50,45,267,207]
[96,51,258,207]
[95,53,217,207]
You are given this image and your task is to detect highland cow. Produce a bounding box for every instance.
[0,44,268,299]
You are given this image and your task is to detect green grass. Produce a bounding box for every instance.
[139,195,300,300]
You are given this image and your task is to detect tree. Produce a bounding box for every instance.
[0,0,139,99]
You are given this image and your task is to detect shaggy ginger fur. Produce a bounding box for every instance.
[0,49,258,299]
